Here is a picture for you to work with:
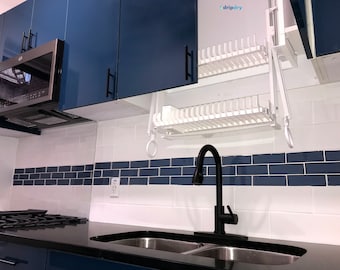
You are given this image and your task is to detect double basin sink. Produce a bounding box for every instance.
[91,230,306,266]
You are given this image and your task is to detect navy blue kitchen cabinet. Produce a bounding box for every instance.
[0,241,47,269]
[58,0,120,110]
[0,0,67,59]
[117,0,197,99]
[31,0,68,47]
[46,250,155,270]
[311,0,340,57]
[1,0,33,58]
[60,0,197,110]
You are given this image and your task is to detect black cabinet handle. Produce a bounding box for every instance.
[185,45,194,81]
[0,257,17,266]
[27,29,35,50]
[21,31,28,52]
[21,29,36,52]
[106,68,116,98]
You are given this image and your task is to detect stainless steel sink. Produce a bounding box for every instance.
[184,244,301,265]
[112,237,203,253]
[90,231,306,265]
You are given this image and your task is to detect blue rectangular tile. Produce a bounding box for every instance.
[71,179,84,185]
[287,151,324,162]
[151,159,171,167]
[222,155,251,165]
[14,168,24,174]
[77,172,92,178]
[85,164,94,171]
[160,167,181,176]
[253,176,287,186]
[171,157,194,166]
[19,174,29,180]
[13,181,23,186]
[306,162,340,174]
[95,162,111,170]
[199,156,215,166]
[59,166,71,172]
[192,176,215,185]
[102,170,119,177]
[46,180,57,185]
[149,177,170,185]
[223,176,252,186]
[171,176,193,185]
[25,168,35,173]
[34,180,45,186]
[58,179,70,185]
[40,173,51,179]
[328,175,340,186]
[112,161,129,169]
[72,165,85,171]
[52,172,64,179]
[23,180,34,186]
[288,175,326,186]
[325,151,340,161]
[47,166,58,172]
[84,179,93,185]
[29,174,40,180]
[182,167,206,176]
[121,169,138,177]
[120,178,129,185]
[36,167,46,173]
[208,166,235,176]
[237,165,268,175]
[140,168,159,177]
[269,164,304,174]
[13,175,19,180]
[131,160,149,168]
[65,172,77,178]
[94,171,102,177]
[253,153,285,164]
[94,178,110,185]
[130,177,148,185]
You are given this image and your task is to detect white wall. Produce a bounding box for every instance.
[0,136,18,210]
[10,122,97,218]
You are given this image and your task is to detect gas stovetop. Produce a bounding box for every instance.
[0,209,87,231]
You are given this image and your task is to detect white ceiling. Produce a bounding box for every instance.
[0,0,26,15]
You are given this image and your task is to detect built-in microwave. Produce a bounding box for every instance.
[0,39,89,135]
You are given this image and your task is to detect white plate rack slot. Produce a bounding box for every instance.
[152,95,275,138]
[198,36,269,79]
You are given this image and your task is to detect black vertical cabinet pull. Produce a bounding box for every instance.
[185,45,194,81]
[106,68,116,99]
[21,31,28,52]
[21,29,36,52]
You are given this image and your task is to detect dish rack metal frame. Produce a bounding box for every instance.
[146,0,295,157]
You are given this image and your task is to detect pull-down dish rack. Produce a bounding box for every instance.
[153,95,275,136]
[146,0,295,157]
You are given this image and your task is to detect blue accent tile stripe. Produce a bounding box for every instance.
[11,149,340,187]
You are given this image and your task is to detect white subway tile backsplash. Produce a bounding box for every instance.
[270,212,340,245]
[234,186,313,213]
[313,187,340,215]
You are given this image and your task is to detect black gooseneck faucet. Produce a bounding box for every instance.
[193,144,238,235]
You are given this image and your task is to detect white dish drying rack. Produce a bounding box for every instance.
[153,95,275,136]
[198,36,268,79]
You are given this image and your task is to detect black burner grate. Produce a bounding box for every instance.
[0,209,87,231]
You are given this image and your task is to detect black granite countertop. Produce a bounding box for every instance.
[0,221,339,270]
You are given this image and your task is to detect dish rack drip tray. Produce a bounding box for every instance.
[153,95,276,137]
